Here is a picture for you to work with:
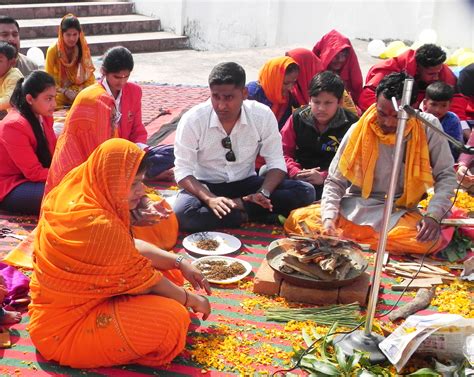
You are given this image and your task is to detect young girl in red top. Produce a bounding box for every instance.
[0,71,57,214]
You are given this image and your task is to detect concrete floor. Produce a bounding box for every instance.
[92,39,380,85]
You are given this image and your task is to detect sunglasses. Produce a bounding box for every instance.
[221,136,236,162]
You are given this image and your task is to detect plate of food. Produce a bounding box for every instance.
[192,256,252,284]
[182,232,241,256]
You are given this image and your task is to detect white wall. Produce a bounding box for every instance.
[134,0,474,50]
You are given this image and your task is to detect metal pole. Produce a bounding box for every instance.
[364,78,414,335]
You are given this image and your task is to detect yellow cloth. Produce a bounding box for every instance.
[28,139,189,368]
[0,67,23,111]
[45,14,95,108]
[338,103,433,208]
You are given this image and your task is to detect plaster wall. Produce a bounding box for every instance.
[134,0,474,50]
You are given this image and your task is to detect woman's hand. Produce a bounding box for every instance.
[179,261,212,295]
[187,292,211,320]
[131,197,172,226]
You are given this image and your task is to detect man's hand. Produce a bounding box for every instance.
[206,196,236,219]
[322,218,338,236]
[295,168,325,185]
[179,261,212,295]
[187,293,211,320]
[242,192,273,211]
[131,197,172,226]
[416,215,441,242]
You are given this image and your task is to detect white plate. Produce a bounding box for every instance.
[192,256,252,284]
[182,232,241,256]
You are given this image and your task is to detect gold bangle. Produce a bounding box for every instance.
[183,288,189,307]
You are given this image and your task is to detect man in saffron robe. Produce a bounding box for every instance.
[285,72,457,255]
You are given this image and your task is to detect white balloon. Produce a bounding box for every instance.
[367,39,386,58]
[26,47,45,67]
[418,29,438,44]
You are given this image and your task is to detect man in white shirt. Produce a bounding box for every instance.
[0,17,38,76]
[173,62,315,231]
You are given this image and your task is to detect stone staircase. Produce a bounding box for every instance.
[0,0,189,56]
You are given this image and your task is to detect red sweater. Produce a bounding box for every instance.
[0,110,56,201]
[359,49,458,112]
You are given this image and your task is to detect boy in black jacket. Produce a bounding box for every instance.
[281,71,359,199]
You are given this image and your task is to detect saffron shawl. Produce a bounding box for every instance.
[338,104,433,208]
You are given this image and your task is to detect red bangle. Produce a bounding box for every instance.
[183,288,189,307]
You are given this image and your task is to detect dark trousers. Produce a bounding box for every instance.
[173,175,315,232]
[0,182,45,215]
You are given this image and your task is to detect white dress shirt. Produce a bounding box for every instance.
[174,99,287,183]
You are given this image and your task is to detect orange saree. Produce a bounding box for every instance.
[4,83,178,269]
[28,139,190,368]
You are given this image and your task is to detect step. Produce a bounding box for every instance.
[18,15,161,39]
[0,2,134,20]
[20,31,189,56]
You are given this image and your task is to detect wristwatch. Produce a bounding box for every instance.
[258,188,271,199]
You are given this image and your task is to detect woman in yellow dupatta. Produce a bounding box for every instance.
[45,14,95,109]
[28,139,211,368]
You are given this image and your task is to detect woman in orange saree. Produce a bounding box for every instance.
[45,14,95,109]
[4,47,177,269]
[28,138,211,368]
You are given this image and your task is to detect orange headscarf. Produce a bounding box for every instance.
[258,56,298,118]
[338,104,433,208]
[34,138,161,299]
[45,83,115,193]
[57,14,95,87]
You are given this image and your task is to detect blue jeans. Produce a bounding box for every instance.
[0,182,45,215]
[173,175,315,232]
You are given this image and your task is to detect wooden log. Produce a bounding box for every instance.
[389,288,435,322]
[391,277,443,291]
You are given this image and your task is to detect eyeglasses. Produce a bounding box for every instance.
[221,136,236,162]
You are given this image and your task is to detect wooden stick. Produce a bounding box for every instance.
[389,288,435,321]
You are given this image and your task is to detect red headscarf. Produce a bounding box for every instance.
[312,29,363,104]
[286,48,322,106]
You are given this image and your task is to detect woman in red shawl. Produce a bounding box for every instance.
[312,29,363,105]
[286,48,358,116]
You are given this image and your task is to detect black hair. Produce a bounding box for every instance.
[208,62,246,88]
[102,46,134,73]
[60,14,81,33]
[425,81,454,102]
[376,71,419,105]
[137,151,149,175]
[308,70,344,100]
[415,44,446,68]
[458,63,474,97]
[10,71,56,168]
[0,16,20,31]
[0,41,16,61]
[60,15,82,59]
[285,62,299,75]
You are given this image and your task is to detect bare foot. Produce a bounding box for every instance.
[0,310,22,325]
